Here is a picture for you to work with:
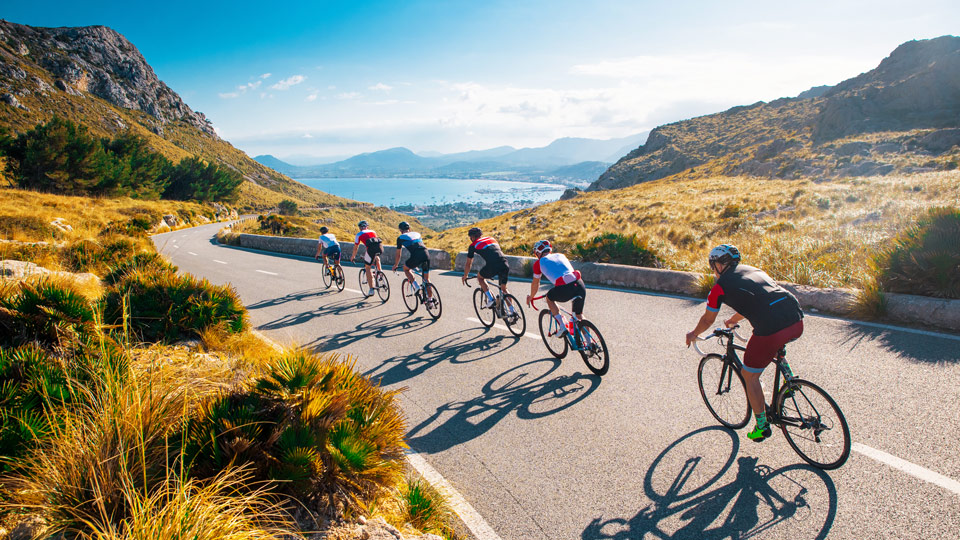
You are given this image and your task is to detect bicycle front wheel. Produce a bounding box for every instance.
[473,288,495,327]
[776,379,851,470]
[375,271,390,302]
[321,265,333,288]
[575,320,609,376]
[401,279,418,312]
[357,268,367,291]
[538,310,568,359]
[424,283,442,319]
[697,354,751,429]
[334,265,345,292]
[502,294,526,337]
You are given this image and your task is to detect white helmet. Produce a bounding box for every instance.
[708,244,741,269]
[533,239,552,257]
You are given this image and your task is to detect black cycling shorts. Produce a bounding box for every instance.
[547,279,586,315]
[404,249,430,273]
[324,245,341,262]
[479,259,510,286]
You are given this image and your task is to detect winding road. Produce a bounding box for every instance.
[154,222,960,540]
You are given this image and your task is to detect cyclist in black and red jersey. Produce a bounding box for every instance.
[460,227,511,308]
[685,244,804,442]
[526,239,585,332]
[350,220,383,297]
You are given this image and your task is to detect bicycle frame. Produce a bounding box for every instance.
[531,294,586,350]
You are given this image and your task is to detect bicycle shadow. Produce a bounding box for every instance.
[838,324,959,364]
[365,327,519,387]
[582,427,838,540]
[246,287,332,311]
[305,311,435,352]
[406,358,601,453]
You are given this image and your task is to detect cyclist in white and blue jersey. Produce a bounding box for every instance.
[391,221,435,303]
[314,226,341,266]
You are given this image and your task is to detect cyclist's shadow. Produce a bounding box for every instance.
[582,427,838,540]
[406,358,601,453]
[306,311,434,352]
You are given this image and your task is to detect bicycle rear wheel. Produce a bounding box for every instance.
[334,265,345,292]
[473,288,495,327]
[424,283,442,319]
[538,310,568,359]
[375,271,390,302]
[697,354,751,429]
[357,268,367,291]
[776,379,851,470]
[401,279,418,312]
[501,294,526,337]
[322,265,333,288]
[575,320,609,376]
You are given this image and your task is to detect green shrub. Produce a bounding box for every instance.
[102,252,177,285]
[184,351,407,511]
[0,278,98,347]
[400,476,457,539]
[104,269,247,342]
[65,237,141,273]
[571,233,663,268]
[277,200,298,216]
[875,207,960,298]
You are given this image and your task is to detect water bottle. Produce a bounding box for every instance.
[566,319,575,335]
[413,281,420,292]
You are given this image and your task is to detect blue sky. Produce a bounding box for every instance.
[5,1,959,160]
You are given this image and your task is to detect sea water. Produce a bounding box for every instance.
[299,177,566,207]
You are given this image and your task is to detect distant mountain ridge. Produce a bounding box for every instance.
[591,35,960,191]
[255,132,649,182]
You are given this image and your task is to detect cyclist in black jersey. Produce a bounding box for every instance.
[391,221,435,302]
[460,227,511,308]
[686,244,804,442]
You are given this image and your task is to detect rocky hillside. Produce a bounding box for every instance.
[0,20,362,210]
[592,36,960,191]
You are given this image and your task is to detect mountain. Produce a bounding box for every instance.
[0,21,357,209]
[253,154,300,176]
[591,36,960,191]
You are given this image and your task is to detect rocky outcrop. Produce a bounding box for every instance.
[0,20,215,136]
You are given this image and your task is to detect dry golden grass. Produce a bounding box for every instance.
[230,208,433,247]
[428,171,960,288]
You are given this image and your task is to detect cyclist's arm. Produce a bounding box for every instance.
[725,313,745,328]
[315,242,323,259]
[527,276,540,307]
[686,308,719,347]
[350,243,358,261]
[462,256,473,282]
[391,245,402,271]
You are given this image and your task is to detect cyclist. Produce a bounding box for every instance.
[685,244,804,442]
[314,226,341,267]
[526,239,585,332]
[461,227,510,308]
[350,220,383,297]
[391,221,435,303]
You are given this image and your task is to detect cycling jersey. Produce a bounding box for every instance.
[707,264,803,336]
[533,253,580,287]
[396,231,427,252]
[355,229,380,248]
[467,236,507,266]
[318,233,338,249]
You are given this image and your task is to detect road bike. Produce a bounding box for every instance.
[319,260,345,292]
[693,326,851,470]
[531,295,609,376]
[464,277,526,337]
[399,269,442,319]
[356,265,390,302]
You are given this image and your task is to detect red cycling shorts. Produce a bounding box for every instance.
[742,320,804,373]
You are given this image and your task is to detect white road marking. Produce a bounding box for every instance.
[406,451,503,540]
[853,443,960,496]
[188,251,197,256]
[256,270,278,275]
[345,288,363,294]
[172,245,179,249]
[213,260,227,264]
[466,317,539,340]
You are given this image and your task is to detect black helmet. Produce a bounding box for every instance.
[398,221,410,231]
[357,220,368,229]
[319,226,329,234]
[468,227,482,238]
[708,244,741,270]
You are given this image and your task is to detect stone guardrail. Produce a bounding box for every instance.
[454,252,960,332]
[233,233,452,270]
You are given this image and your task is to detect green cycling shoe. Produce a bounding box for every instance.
[747,423,772,442]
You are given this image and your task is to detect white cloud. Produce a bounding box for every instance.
[260,73,272,79]
[218,92,240,99]
[336,92,361,100]
[302,133,313,138]
[306,93,318,102]
[271,75,306,90]
[239,81,261,92]
[368,82,393,91]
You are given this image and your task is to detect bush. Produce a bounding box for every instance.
[184,351,407,511]
[65,237,143,274]
[277,200,298,216]
[104,269,247,342]
[875,207,960,299]
[571,233,663,268]
[102,252,177,285]
[0,278,98,347]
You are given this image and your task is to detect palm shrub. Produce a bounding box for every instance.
[398,476,457,539]
[102,252,177,286]
[571,233,664,268]
[104,269,247,342]
[0,278,98,347]
[184,351,407,511]
[875,207,960,299]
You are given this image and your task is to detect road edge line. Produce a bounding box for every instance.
[853,442,960,496]
[406,451,503,540]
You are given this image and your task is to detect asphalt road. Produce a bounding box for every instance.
[153,223,960,540]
